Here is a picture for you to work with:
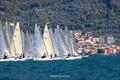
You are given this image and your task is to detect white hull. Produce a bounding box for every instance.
[28,55,84,61]
[65,56,82,60]
[0,55,89,62]
[0,56,88,62]
[0,58,26,62]
[0,57,32,62]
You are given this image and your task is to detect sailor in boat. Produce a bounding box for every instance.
[3,53,8,59]
[14,54,18,59]
[50,53,54,58]
[66,53,71,58]
[25,52,31,58]
[19,55,22,59]
[54,53,57,57]
[15,53,21,59]
[15,56,18,59]
[41,53,46,58]
[22,53,25,58]
[19,53,26,59]
[19,53,25,59]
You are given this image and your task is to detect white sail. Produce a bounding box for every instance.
[49,28,58,56]
[21,31,25,54]
[64,27,78,56]
[0,25,9,57]
[43,23,55,58]
[39,26,47,55]
[23,31,32,57]
[60,26,69,55]
[3,22,12,56]
[32,24,46,58]
[10,40,16,57]
[61,28,69,56]
[69,31,78,56]
[64,26,71,54]
[10,22,22,57]
[54,25,68,57]
[3,22,10,53]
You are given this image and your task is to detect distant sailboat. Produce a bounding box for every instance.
[22,31,32,57]
[10,22,23,57]
[32,24,47,58]
[60,27,69,55]
[0,24,9,57]
[3,22,13,56]
[49,28,58,57]
[64,26,78,56]
[54,25,69,57]
[21,31,25,55]
[43,23,55,58]
[69,30,79,56]
[64,26,71,54]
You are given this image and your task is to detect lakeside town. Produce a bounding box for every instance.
[74,31,120,55]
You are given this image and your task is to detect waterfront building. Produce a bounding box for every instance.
[107,36,115,44]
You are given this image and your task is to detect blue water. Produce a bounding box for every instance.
[0,55,120,80]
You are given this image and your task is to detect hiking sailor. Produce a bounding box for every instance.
[41,53,46,58]
[3,53,8,59]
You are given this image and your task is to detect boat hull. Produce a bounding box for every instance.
[0,55,88,61]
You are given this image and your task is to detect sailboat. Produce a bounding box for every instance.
[63,26,78,56]
[32,24,47,59]
[10,22,23,58]
[64,26,72,55]
[21,31,25,56]
[69,30,79,56]
[3,22,12,56]
[54,25,69,57]
[0,24,9,58]
[22,31,32,58]
[43,23,55,58]
[49,28,59,57]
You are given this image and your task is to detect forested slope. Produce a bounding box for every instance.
[0,0,120,44]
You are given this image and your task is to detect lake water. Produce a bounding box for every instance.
[0,55,120,80]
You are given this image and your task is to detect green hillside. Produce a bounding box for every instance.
[0,0,120,44]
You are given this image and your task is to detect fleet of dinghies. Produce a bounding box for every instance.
[0,22,87,61]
